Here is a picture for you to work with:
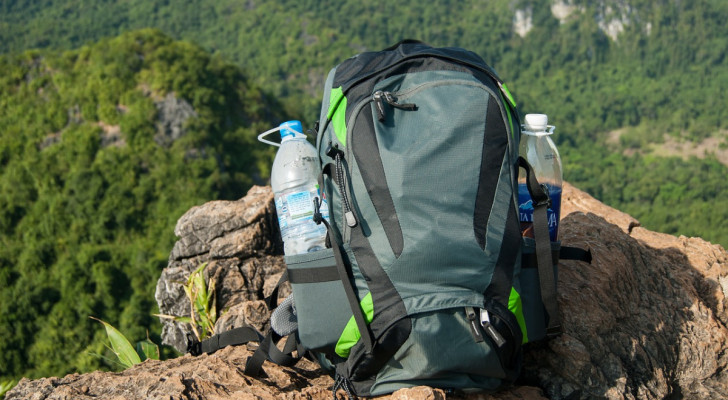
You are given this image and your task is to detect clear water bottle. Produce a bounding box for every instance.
[517,114,562,241]
[259,120,329,255]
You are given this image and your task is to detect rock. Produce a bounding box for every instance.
[154,185,284,352]
[8,183,728,400]
[520,182,728,399]
[154,93,198,147]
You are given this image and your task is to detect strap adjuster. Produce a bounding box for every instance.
[313,197,323,225]
[546,324,563,338]
[186,333,201,356]
[532,184,552,208]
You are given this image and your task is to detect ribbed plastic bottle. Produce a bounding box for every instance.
[517,114,563,241]
[266,120,329,255]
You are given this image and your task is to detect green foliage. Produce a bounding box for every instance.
[0,29,280,380]
[156,262,221,341]
[0,379,17,399]
[90,317,158,369]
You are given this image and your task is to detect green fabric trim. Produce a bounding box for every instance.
[327,86,347,146]
[500,83,517,108]
[499,92,515,140]
[335,292,373,358]
[508,287,528,344]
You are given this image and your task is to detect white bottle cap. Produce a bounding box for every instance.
[524,114,548,132]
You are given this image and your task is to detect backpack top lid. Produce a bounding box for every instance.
[333,40,502,94]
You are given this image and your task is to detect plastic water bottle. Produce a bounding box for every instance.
[259,120,329,255]
[517,114,562,241]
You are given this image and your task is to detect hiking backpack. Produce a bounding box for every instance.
[188,40,590,397]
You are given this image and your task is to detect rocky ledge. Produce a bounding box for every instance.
[8,184,728,400]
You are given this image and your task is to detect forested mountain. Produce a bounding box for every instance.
[1,0,727,383]
[0,29,281,379]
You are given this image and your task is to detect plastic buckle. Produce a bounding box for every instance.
[546,325,563,338]
[312,197,323,225]
[533,183,552,208]
[187,333,202,356]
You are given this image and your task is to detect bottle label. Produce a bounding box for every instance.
[287,190,314,220]
[517,183,561,241]
[275,185,330,249]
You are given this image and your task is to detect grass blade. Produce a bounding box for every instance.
[90,317,141,368]
[1,379,17,399]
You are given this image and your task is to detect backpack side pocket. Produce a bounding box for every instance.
[286,248,352,355]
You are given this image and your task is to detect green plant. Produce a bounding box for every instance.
[90,317,160,369]
[156,262,220,342]
[0,379,17,399]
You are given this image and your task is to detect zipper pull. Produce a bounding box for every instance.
[480,309,506,348]
[465,307,484,343]
[373,91,417,122]
[373,91,387,121]
[382,91,417,111]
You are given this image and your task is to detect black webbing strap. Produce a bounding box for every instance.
[522,246,593,269]
[517,157,561,337]
[265,270,288,310]
[187,270,303,377]
[197,326,262,355]
[560,246,592,263]
[244,330,301,377]
[318,218,374,353]
[316,162,374,353]
[287,266,339,283]
[313,175,373,352]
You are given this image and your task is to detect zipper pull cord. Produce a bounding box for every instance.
[326,144,357,228]
[382,91,417,111]
[332,374,355,400]
[373,90,417,122]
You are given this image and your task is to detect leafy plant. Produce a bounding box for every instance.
[90,317,160,369]
[156,262,220,342]
[0,379,17,399]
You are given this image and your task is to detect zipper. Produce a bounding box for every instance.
[465,307,485,343]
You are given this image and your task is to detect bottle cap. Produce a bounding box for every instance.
[524,114,548,132]
[279,120,304,140]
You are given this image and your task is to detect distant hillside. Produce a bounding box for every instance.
[1,0,728,383]
[0,29,282,380]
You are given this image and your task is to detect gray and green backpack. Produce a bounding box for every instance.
[188,40,590,398]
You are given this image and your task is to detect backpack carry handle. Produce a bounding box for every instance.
[382,39,428,51]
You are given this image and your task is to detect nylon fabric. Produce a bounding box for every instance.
[365,71,495,311]
[308,41,546,397]
[367,309,505,396]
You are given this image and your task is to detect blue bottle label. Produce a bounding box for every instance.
[517,183,562,241]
